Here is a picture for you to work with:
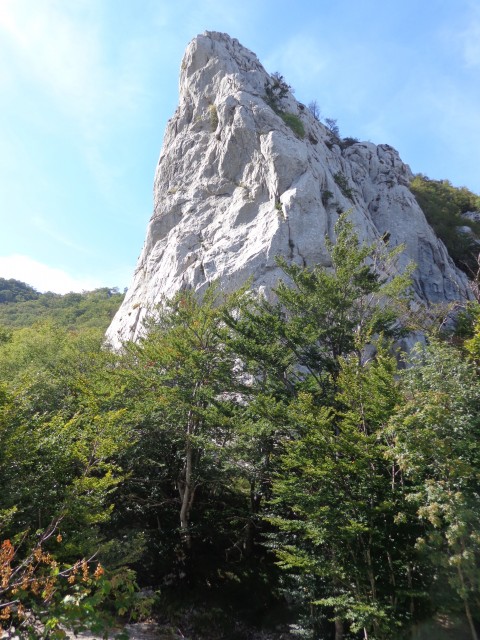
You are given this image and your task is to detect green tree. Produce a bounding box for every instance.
[221,215,416,638]
[119,286,243,558]
[0,323,132,555]
[0,284,124,330]
[225,213,413,403]
[269,348,422,640]
[0,322,141,637]
[390,340,480,640]
[0,278,39,303]
[464,303,480,365]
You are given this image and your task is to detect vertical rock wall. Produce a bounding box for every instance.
[106,32,470,348]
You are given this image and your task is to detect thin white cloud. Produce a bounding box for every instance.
[0,1,162,215]
[0,255,101,293]
[0,0,144,137]
[461,7,480,68]
[441,1,480,69]
[31,217,91,253]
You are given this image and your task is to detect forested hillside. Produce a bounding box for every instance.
[0,278,124,330]
[1,218,480,639]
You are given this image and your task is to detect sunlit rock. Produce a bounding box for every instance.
[106,32,471,347]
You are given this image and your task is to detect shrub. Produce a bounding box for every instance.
[280,112,305,139]
[322,190,334,206]
[208,104,219,131]
[265,72,291,112]
[334,172,354,199]
[340,136,359,149]
[263,72,305,139]
[410,174,480,274]
[308,100,321,121]
[325,117,340,139]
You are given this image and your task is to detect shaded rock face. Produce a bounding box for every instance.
[106,31,471,347]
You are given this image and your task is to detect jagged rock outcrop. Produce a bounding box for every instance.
[106,31,471,347]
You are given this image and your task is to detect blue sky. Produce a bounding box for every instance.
[1,0,479,293]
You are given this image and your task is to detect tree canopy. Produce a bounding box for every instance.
[1,217,479,639]
[0,281,124,330]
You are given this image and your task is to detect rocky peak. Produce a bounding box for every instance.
[106,31,471,348]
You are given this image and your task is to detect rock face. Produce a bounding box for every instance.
[106,31,471,347]
[462,211,480,224]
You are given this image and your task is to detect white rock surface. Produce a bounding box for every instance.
[106,32,471,347]
[462,210,480,224]
[457,225,474,235]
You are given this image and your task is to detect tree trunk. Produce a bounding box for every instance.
[457,564,478,640]
[179,441,193,548]
[245,480,261,556]
[178,410,196,549]
[334,618,344,640]
[332,571,345,640]
[465,600,478,640]
[407,563,415,616]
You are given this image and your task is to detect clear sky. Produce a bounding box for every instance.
[1,0,479,293]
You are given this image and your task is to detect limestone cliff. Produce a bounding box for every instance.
[106,31,471,347]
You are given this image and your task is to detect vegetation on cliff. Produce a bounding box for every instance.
[410,175,480,275]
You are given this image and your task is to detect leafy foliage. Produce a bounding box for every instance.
[389,341,480,640]
[2,219,480,638]
[265,72,291,112]
[269,351,417,639]
[0,322,141,636]
[280,112,305,139]
[0,279,39,304]
[333,172,354,199]
[410,174,480,275]
[0,523,125,640]
[225,214,412,402]
[119,287,242,553]
[0,284,124,330]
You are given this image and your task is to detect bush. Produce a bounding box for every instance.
[322,190,334,206]
[208,104,219,131]
[334,172,354,199]
[264,72,291,112]
[280,112,305,139]
[308,100,321,121]
[325,117,340,139]
[410,174,480,274]
[340,136,359,149]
